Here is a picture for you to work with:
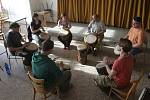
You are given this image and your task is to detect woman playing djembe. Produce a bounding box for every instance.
[57,13,72,50]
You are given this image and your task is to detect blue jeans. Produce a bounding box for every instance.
[130,48,142,56]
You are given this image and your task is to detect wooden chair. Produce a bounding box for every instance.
[135,31,148,66]
[27,71,59,100]
[109,71,144,100]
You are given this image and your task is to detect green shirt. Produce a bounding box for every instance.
[32,52,63,89]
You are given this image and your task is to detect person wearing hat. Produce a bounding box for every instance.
[32,39,72,92]
[125,16,145,55]
[5,22,33,66]
[57,13,72,50]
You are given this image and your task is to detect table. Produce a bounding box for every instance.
[35,11,51,26]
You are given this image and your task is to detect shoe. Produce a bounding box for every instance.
[64,47,66,50]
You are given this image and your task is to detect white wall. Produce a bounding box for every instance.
[1,0,58,23]
[29,0,58,23]
[2,0,32,23]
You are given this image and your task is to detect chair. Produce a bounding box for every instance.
[135,32,148,66]
[3,36,24,70]
[27,71,59,100]
[0,32,5,55]
[109,71,144,100]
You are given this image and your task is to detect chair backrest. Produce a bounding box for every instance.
[126,71,144,99]
[27,71,46,93]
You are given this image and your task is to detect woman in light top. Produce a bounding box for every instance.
[58,13,71,29]
[57,13,72,50]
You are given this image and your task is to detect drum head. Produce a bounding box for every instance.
[39,33,49,40]
[59,29,69,36]
[114,45,121,55]
[25,43,38,51]
[84,34,97,44]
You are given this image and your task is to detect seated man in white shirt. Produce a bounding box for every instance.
[87,14,106,55]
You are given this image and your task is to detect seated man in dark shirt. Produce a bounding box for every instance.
[5,22,33,66]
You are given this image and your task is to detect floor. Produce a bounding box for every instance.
[0,22,150,100]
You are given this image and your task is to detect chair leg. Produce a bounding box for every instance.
[8,58,11,70]
[15,56,18,64]
[109,87,112,97]
[44,94,46,100]
[33,88,35,100]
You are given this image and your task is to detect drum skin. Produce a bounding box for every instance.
[58,29,72,48]
[114,45,121,55]
[25,43,38,53]
[84,34,97,44]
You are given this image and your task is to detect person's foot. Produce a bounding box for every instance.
[64,47,70,50]
[64,47,67,50]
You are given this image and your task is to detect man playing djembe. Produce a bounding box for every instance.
[86,14,106,55]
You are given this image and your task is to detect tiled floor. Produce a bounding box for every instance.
[0,22,150,100]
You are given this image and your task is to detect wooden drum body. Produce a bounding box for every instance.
[77,44,87,64]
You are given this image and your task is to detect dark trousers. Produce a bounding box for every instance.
[130,48,142,56]
[59,70,72,92]
[58,33,72,48]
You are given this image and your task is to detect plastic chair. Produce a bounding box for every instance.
[109,71,144,100]
[27,71,59,100]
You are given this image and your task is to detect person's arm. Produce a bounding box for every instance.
[105,65,117,79]
[88,21,93,32]
[30,21,42,34]
[124,28,132,39]
[57,20,62,27]
[101,21,106,33]
[8,44,27,52]
[30,26,41,34]
[67,21,72,29]
[133,30,144,48]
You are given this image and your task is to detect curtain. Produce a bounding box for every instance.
[58,0,150,30]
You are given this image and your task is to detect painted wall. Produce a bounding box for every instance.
[1,0,32,23]
[29,0,58,23]
[1,0,58,23]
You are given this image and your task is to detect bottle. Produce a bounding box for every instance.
[4,63,11,76]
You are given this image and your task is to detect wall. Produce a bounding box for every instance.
[29,0,58,23]
[1,0,32,23]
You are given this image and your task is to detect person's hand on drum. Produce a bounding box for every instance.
[103,56,114,65]
[21,43,28,49]
[59,61,64,70]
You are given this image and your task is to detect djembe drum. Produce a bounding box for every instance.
[58,28,72,49]
[114,45,121,55]
[25,42,38,53]
[84,34,97,55]
[77,44,87,64]
[39,32,50,41]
